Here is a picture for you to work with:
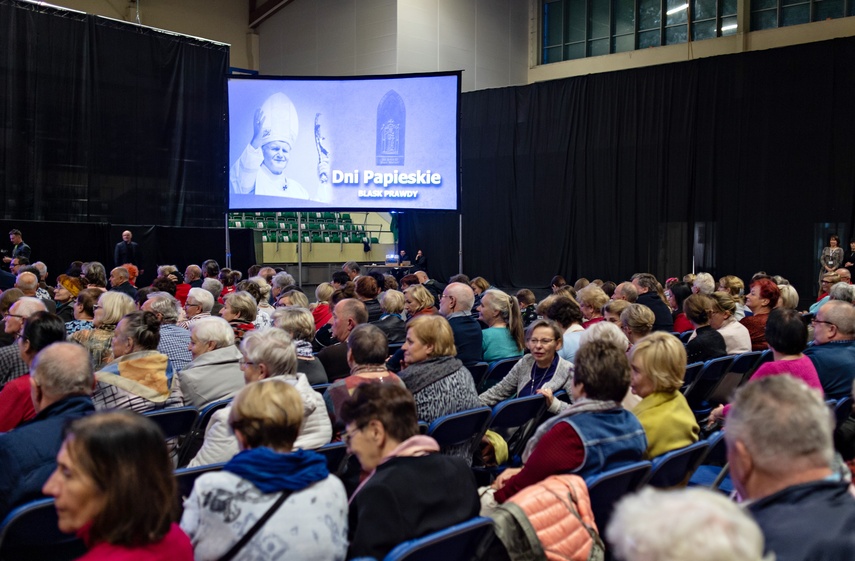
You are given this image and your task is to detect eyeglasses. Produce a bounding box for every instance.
[3,313,25,320]
[342,427,362,445]
[812,319,836,328]
[184,302,199,308]
[528,338,555,346]
[238,358,255,367]
[93,305,102,310]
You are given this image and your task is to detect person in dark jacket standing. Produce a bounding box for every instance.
[114,230,142,270]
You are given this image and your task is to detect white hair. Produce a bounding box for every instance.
[693,272,715,295]
[191,316,234,349]
[187,287,214,313]
[579,320,630,352]
[607,487,770,561]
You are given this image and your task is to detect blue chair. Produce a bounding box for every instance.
[387,342,404,356]
[706,351,763,404]
[174,462,227,502]
[144,405,199,440]
[318,441,348,474]
[312,383,331,395]
[427,407,492,454]
[466,362,489,387]
[834,396,853,430]
[0,498,86,561]
[678,330,694,343]
[585,461,651,533]
[687,430,733,493]
[682,361,704,388]
[485,394,547,461]
[644,439,710,488]
[683,355,736,416]
[176,397,233,467]
[383,517,495,561]
[478,357,521,392]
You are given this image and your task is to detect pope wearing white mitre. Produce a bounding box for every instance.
[230,92,309,198]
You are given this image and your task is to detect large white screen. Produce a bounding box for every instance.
[227,73,459,211]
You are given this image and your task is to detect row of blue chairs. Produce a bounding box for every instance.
[682,350,773,418]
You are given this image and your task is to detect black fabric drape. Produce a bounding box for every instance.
[402,37,855,306]
[0,0,228,227]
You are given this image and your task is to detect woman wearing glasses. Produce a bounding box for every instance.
[478,319,573,415]
[70,291,135,370]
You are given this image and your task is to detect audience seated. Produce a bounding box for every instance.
[181,379,348,561]
[178,286,214,329]
[612,281,638,303]
[53,274,83,323]
[578,285,609,328]
[683,294,727,363]
[318,298,368,381]
[0,343,95,520]
[804,300,855,400]
[273,306,328,385]
[491,340,646,503]
[219,290,257,345]
[707,291,752,354]
[0,296,45,386]
[727,376,855,561]
[437,282,483,365]
[0,312,67,431]
[189,329,331,467]
[374,289,406,344]
[667,281,694,333]
[631,274,673,332]
[478,289,525,361]
[66,287,99,336]
[629,332,699,459]
[603,298,630,326]
[342,383,479,560]
[620,303,655,350]
[355,275,383,323]
[142,291,193,372]
[70,290,135,370]
[479,319,572,414]
[741,279,780,350]
[515,288,539,328]
[311,282,334,330]
[93,310,184,413]
[43,411,193,560]
[178,316,244,409]
[399,314,481,460]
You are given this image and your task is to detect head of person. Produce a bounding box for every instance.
[577,285,609,320]
[18,312,66,367]
[331,271,350,289]
[188,316,234,359]
[829,282,855,304]
[708,292,737,330]
[515,289,536,308]
[220,291,258,323]
[620,304,655,342]
[15,271,38,296]
[229,379,303,453]
[414,271,430,284]
[762,307,808,356]
[820,273,841,294]
[109,267,129,288]
[383,274,398,291]
[184,264,201,282]
[717,275,745,299]
[399,274,419,290]
[665,282,692,313]
[272,306,315,343]
[448,273,470,285]
[258,92,298,174]
[33,261,47,281]
[574,278,590,292]
[42,412,176,546]
[813,300,855,345]
[525,319,563,365]
[0,288,23,318]
[355,276,380,301]
[141,292,180,325]
[55,274,84,304]
[683,294,714,327]
[403,314,456,365]
[124,264,139,287]
[607,487,769,561]
[469,277,490,296]
[121,230,132,243]
[239,328,297,383]
[201,259,220,279]
[93,291,135,329]
[745,279,779,313]
[572,340,631,402]
[277,288,310,309]
[112,311,160,359]
[82,262,107,288]
[692,272,715,295]
[342,261,361,280]
[331,298,368,343]
[603,299,631,325]
[9,229,22,245]
[236,280,263,305]
[836,268,852,284]
[219,268,241,288]
[5,297,47,336]
[315,282,334,304]
[185,287,214,319]
[829,234,840,247]
[545,296,584,329]
[249,276,272,303]
[30,342,94,414]
[773,284,798,310]
[550,275,567,292]
[347,323,389,368]
[271,271,297,297]
[439,282,474,317]
[631,273,660,295]
[379,289,405,316]
[339,383,419,472]
[202,278,223,302]
[726,376,834,500]
[404,284,435,317]
[74,288,101,321]
[629,332,687,398]
[579,321,630,352]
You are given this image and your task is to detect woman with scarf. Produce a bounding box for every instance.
[70,291,135,370]
[342,382,479,560]
[479,319,573,414]
[398,314,481,461]
[273,306,328,385]
[181,379,348,561]
[490,340,646,504]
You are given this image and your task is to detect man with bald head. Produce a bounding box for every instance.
[114,230,142,270]
[317,298,368,381]
[184,264,203,288]
[0,342,95,519]
[612,282,638,303]
[439,282,483,366]
[804,300,855,400]
[0,297,46,386]
[16,271,55,314]
[414,270,443,308]
[109,267,137,298]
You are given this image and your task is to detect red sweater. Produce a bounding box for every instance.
[0,374,35,432]
[77,523,193,561]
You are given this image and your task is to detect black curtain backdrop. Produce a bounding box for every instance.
[0,0,228,227]
[401,37,855,305]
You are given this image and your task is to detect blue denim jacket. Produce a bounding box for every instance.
[563,409,647,479]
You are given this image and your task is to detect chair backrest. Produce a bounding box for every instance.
[0,498,87,561]
[427,407,492,450]
[683,355,735,411]
[706,351,763,404]
[487,394,547,460]
[466,362,489,387]
[644,439,710,488]
[682,362,705,388]
[176,397,233,467]
[678,331,694,343]
[383,517,495,561]
[312,383,331,395]
[478,357,521,392]
[387,342,404,356]
[317,441,348,474]
[835,396,853,430]
[174,462,227,502]
[143,406,199,440]
[585,461,651,533]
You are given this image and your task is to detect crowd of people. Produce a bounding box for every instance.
[2,239,855,560]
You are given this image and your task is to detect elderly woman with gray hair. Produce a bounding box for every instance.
[188,328,331,467]
[179,316,245,409]
[273,306,328,385]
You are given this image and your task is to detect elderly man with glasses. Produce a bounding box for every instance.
[177,287,214,330]
[804,300,855,400]
[0,297,46,387]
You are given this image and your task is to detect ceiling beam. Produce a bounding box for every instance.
[249,0,295,28]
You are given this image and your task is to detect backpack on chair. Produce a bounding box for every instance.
[489,474,605,561]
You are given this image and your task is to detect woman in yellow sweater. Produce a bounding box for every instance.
[629,331,699,459]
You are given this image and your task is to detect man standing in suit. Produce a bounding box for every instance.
[114,230,143,270]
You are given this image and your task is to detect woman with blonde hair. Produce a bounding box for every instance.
[478,289,524,361]
[578,285,609,328]
[718,275,746,319]
[776,284,800,310]
[620,304,655,349]
[273,306,327,385]
[629,332,699,459]
[708,292,752,354]
[220,290,257,345]
[312,282,334,330]
[375,289,406,344]
[70,291,135,369]
[403,284,436,320]
[683,294,727,364]
[181,379,347,560]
